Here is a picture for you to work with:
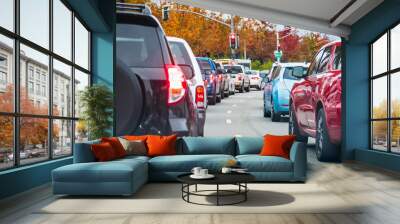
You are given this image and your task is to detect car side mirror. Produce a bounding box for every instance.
[178,64,194,80]
[260,73,266,78]
[291,66,306,78]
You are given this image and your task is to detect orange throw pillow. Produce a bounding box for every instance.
[91,142,117,162]
[260,134,296,159]
[124,135,148,141]
[101,137,127,158]
[146,135,177,157]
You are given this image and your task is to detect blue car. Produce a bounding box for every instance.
[263,63,308,121]
[196,57,222,105]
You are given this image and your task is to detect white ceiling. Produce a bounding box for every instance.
[173,0,384,37]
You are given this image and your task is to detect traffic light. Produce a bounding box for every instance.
[162,6,169,21]
[229,33,236,49]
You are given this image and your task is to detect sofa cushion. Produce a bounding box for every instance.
[91,142,118,162]
[149,154,235,172]
[147,135,177,157]
[236,155,293,172]
[180,137,235,155]
[260,134,295,159]
[235,137,263,155]
[101,137,127,158]
[53,158,147,183]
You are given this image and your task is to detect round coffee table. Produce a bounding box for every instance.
[177,173,255,206]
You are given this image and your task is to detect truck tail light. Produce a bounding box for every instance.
[209,74,214,83]
[195,86,205,108]
[218,74,223,80]
[165,64,186,105]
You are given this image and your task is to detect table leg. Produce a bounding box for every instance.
[245,183,247,201]
[195,184,198,192]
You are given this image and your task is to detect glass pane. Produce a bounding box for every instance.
[372,33,387,76]
[0,116,14,170]
[53,119,72,158]
[391,120,400,153]
[20,0,49,49]
[53,0,72,60]
[20,117,49,165]
[391,24,400,70]
[372,77,387,119]
[75,120,88,143]
[0,0,14,31]
[372,121,388,151]
[0,35,14,112]
[75,18,89,70]
[53,59,72,117]
[20,44,49,115]
[391,72,400,118]
[74,69,89,118]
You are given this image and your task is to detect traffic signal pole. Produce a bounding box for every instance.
[231,17,235,59]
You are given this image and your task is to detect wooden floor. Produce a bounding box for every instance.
[1,147,400,224]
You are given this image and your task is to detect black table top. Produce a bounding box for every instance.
[177,172,255,185]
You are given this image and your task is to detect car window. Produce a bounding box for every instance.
[308,49,324,76]
[116,23,163,67]
[317,46,332,73]
[283,66,307,80]
[272,66,281,80]
[333,46,342,70]
[224,65,243,74]
[196,59,212,73]
[168,41,192,67]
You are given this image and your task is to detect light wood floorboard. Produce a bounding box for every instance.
[1,147,400,224]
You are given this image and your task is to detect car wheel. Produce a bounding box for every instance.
[239,83,244,93]
[263,102,271,118]
[289,104,308,143]
[225,91,229,98]
[316,108,340,162]
[245,84,250,92]
[270,99,280,122]
[221,89,225,99]
[209,91,217,105]
[216,90,222,103]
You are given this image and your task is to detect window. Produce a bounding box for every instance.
[117,24,163,68]
[75,17,90,70]
[370,24,400,154]
[0,0,14,31]
[169,41,192,66]
[308,49,324,76]
[333,46,342,70]
[0,1,91,170]
[317,47,332,73]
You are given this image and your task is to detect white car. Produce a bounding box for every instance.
[167,37,207,136]
[245,70,262,90]
[224,64,250,93]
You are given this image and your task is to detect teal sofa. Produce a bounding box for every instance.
[52,136,307,196]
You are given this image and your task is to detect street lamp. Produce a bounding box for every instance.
[275,27,294,62]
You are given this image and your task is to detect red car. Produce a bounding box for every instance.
[289,41,342,161]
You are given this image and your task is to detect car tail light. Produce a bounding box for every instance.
[252,77,259,80]
[238,75,242,81]
[195,86,205,109]
[209,74,214,83]
[218,74,223,80]
[165,64,187,105]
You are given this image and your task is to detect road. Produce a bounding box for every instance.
[204,89,289,137]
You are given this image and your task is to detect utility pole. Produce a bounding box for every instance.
[244,40,246,59]
[231,16,235,59]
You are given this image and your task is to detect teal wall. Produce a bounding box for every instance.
[344,0,400,171]
[0,0,115,200]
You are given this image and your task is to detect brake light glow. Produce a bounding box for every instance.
[195,86,205,108]
[238,75,242,81]
[165,64,186,105]
[209,74,214,83]
[218,74,223,80]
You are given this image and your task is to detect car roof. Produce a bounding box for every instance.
[277,62,309,67]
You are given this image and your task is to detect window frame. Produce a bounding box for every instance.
[370,21,400,154]
[0,0,92,171]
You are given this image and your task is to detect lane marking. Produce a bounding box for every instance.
[226,119,232,124]
[227,110,232,114]
[232,104,237,107]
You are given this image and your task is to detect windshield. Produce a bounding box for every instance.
[116,23,163,67]
[283,66,308,80]
[225,65,243,74]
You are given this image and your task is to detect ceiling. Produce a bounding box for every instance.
[173,0,384,37]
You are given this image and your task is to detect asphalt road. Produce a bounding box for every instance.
[204,89,290,137]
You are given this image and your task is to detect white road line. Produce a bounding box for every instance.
[232,104,237,107]
[226,119,232,124]
[227,110,232,114]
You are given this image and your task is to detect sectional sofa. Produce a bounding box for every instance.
[52,136,307,196]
